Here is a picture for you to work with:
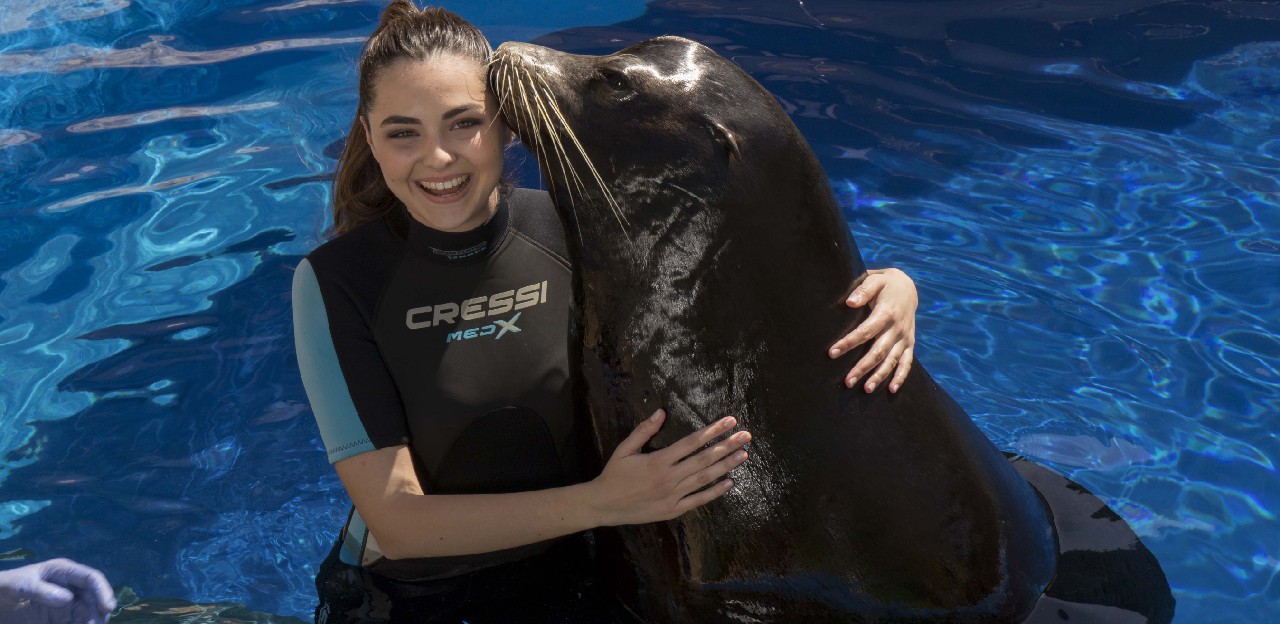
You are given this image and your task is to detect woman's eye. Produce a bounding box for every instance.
[453,119,480,130]
[388,129,415,139]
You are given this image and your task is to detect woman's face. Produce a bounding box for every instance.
[363,54,506,232]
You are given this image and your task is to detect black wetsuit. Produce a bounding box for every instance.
[293,188,611,623]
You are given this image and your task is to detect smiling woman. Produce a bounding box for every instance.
[294,4,761,621]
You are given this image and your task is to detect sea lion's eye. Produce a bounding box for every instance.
[598,68,631,92]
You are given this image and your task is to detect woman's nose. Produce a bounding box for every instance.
[421,138,455,169]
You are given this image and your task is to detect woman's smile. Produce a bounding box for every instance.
[416,174,473,202]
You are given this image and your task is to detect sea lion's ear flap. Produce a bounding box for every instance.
[706,119,741,163]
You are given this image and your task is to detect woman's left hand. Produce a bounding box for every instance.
[827,268,918,393]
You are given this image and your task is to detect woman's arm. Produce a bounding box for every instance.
[827,268,918,394]
[338,409,750,559]
[296,260,749,560]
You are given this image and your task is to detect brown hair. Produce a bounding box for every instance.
[329,1,493,237]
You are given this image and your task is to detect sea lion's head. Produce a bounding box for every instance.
[491,37,807,251]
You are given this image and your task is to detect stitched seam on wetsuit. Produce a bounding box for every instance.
[487,188,515,257]
[511,229,571,271]
[327,438,373,460]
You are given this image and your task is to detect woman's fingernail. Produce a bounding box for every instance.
[734,450,748,461]
[866,382,876,393]
[723,478,735,489]
[650,410,662,422]
[890,383,900,393]
[845,377,855,388]
[722,416,736,428]
[829,347,841,358]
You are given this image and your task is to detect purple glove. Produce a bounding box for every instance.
[0,559,115,624]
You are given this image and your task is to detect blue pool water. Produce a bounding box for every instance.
[1,0,1277,621]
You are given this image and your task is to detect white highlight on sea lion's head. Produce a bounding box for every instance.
[621,36,704,92]
[512,52,563,78]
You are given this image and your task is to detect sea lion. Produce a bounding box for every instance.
[490,36,1174,623]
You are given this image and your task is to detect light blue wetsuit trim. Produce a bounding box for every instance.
[341,509,368,566]
[293,259,376,464]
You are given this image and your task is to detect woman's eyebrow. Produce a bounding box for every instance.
[379,115,421,126]
[442,103,482,120]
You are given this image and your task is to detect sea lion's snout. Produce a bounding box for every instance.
[490,42,586,134]
[493,42,562,76]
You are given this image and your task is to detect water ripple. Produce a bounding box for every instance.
[0,34,366,77]
[258,0,366,12]
[40,171,221,214]
[68,101,279,133]
[0,128,40,146]
[0,0,131,37]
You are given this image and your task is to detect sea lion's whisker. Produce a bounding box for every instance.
[515,67,589,251]
[533,74,630,234]
[508,66,532,154]
[538,93,628,233]
[524,70,582,214]
[517,68,549,176]
[521,67,589,209]
[508,66,545,179]
[497,65,526,154]
[530,76,598,191]
[525,70,588,202]
[536,107,579,203]
[515,67,568,201]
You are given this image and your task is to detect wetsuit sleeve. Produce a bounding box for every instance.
[293,258,408,463]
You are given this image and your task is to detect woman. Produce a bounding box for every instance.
[292,2,919,622]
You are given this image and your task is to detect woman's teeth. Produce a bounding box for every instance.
[418,175,469,195]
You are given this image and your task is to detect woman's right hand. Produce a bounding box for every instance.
[586,409,751,527]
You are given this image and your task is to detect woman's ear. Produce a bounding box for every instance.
[360,116,376,157]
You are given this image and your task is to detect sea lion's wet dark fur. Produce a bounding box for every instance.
[491,36,1173,623]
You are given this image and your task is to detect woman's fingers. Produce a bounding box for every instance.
[859,340,906,393]
[843,320,903,387]
[889,348,914,393]
[671,430,751,482]
[613,409,666,458]
[659,415,739,461]
[829,310,888,360]
[673,476,737,515]
[846,273,885,309]
[828,276,887,358]
[841,320,892,383]
[593,412,750,525]
[830,268,918,391]
[677,445,749,496]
